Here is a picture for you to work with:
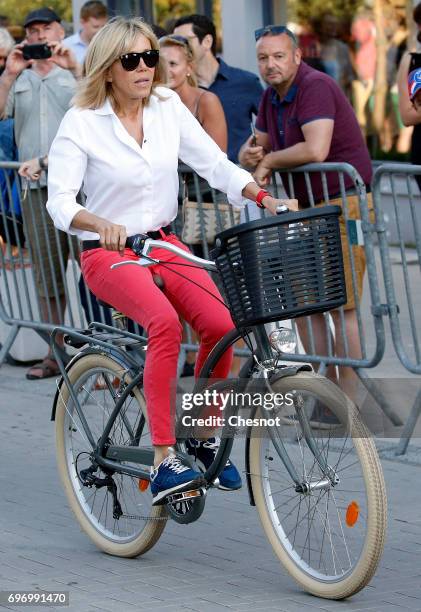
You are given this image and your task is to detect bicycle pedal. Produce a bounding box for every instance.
[166,487,206,504]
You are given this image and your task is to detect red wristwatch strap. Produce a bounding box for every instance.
[255,189,270,208]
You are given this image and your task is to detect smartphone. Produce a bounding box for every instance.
[22,43,52,60]
[250,121,257,146]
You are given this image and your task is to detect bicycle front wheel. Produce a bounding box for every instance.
[249,372,386,599]
[55,353,166,557]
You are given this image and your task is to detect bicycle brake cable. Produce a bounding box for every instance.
[140,255,263,353]
[139,253,229,309]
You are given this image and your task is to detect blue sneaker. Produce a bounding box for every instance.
[150,454,205,505]
[186,437,242,491]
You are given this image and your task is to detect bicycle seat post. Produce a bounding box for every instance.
[112,310,128,331]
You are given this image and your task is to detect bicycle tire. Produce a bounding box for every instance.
[55,352,166,557]
[249,371,386,599]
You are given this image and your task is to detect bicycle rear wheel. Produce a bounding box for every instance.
[55,353,166,557]
[249,372,386,599]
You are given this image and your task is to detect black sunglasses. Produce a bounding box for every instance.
[254,25,298,45]
[119,49,160,71]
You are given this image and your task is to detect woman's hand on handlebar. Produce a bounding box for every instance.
[95,219,127,255]
[262,196,299,216]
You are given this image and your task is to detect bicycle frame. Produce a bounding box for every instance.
[195,323,337,493]
[51,236,340,495]
[52,322,246,484]
[51,324,154,479]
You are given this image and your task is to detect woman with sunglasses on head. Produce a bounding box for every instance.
[160,33,227,378]
[47,17,298,505]
[160,34,227,150]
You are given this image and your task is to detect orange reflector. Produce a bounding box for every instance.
[346,501,360,527]
[183,489,201,499]
[138,479,149,492]
[94,376,120,390]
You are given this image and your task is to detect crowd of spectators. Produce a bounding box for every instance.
[1,2,421,398]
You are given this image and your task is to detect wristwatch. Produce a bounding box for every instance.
[38,156,47,171]
[275,204,289,214]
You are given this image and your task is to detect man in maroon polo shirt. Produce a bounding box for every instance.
[239,25,372,412]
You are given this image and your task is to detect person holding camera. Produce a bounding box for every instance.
[0,8,81,379]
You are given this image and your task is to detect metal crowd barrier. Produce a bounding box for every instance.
[180,161,421,451]
[1,159,421,454]
[176,164,250,359]
[253,163,403,431]
[0,162,141,367]
[371,163,421,453]
[0,162,245,370]
[270,162,384,370]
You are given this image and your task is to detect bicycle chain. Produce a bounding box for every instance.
[121,513,169,521]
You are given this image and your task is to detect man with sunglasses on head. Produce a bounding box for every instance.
[173,14,263,163]
[0,7,82,380]
[239,25,372,419]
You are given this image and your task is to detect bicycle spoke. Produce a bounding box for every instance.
[331,490,353,568]
[336,459,361,475]
[292,495,303,549]
[255,382,376,584]
[61,362,157,542]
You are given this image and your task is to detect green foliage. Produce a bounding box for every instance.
[154,0,196,28]
[291,0,366,25]
[0,0,72,26]
[153,0,221,39]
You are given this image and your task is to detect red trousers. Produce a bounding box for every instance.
[80,234,235,445]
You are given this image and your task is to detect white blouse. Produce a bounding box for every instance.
[46,86,254,240]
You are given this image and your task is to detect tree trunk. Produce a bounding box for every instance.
[406,0,416,53]
[373,0,389,140]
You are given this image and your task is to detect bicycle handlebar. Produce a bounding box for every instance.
[111,235,216,272]
[110,207,290,272]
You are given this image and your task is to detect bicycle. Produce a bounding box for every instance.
[51,206,386,600]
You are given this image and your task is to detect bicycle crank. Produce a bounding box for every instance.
[165,486,207,525]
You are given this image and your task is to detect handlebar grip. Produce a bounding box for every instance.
[127,233,149,256]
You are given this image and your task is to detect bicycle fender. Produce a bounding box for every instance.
[245,434,255,506]
[268,364,312,385]
[244,364,312,506]
[50,347,138,421]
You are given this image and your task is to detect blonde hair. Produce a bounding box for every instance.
[73,16,166,111]
[159,35,198,88]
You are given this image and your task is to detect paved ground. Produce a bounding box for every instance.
[1,362,421,612]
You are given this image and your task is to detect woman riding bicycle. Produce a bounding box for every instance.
[46,16,298,505]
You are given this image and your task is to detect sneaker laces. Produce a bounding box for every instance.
[199,438,232,467]
[160,455,190,475]
[202,437,220,451]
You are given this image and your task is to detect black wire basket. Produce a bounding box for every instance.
[212,205,347,329]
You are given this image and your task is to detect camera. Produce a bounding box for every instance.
[22,43,52,60]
